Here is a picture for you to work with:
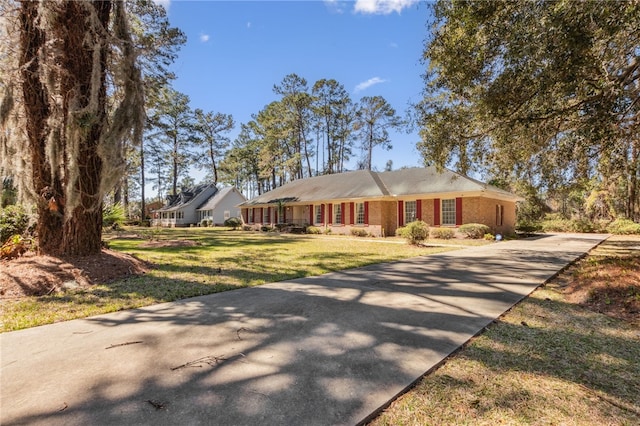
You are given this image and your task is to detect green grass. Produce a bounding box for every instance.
[1,227,459,332]
[369,236,640,426]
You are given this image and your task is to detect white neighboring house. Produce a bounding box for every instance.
[152,184,245,227]
[196,186,246,225]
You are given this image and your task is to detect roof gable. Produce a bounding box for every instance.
[157,184,216,212]
[197,187,246,211]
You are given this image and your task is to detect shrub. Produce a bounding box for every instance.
[200,218,212,227]
[484,233,495,241]
[224,217,242,230]
[540,215,600,233]
[242,225,253,231]
[103,203,126,229]
[402,220,429,245]
[395,226,407,237]
[459,223,491,239]
[569,219,595,233]
[430,227,455,240]
[607,218,640,235]
[305,226,321,234]
[540,217,573,232]
[0,205,30,244]
[0,234,33,259]
[515,221,542,234]
[350,228,368,237]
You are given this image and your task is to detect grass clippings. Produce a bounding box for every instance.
[369,235,640,426]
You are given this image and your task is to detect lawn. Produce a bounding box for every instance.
[368,235,640,425]
[0,227,462,332]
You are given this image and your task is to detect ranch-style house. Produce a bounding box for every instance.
[238,167,523,236]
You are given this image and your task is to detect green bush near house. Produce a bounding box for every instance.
[515,220,542,234]
[0,205,30,244]
[351,228,369,237]
[459,223,491,239]
[306,226,322,234]
[430,227,455,240]
[395,226,406,237]
[224,217,242,230]
[607,218,640,234]
[402,220,429,245]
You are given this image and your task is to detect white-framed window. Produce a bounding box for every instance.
[224,210,231,220]
[442,199,456,226]
[496,205,504,226]
[333,203,342,224]
[404,200,417,224]
[263,207,270,224]
[355,202,365,225]
[315,205,323,224]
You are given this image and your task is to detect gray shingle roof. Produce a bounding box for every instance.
[196,187,243,211]
[156,183,214,212]
[240,167,522,206]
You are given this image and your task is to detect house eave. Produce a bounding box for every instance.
[239,190,523,208]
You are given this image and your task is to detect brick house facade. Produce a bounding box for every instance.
[239,168,522,236]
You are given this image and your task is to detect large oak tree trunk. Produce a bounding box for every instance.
[19,1,112,256]
[59,1,110,255]
[19,1,64,254]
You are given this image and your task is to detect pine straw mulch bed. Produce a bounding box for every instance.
[0,249,151,300]
[556,234,640,326]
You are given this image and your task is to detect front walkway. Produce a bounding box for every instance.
[0,233,608,425]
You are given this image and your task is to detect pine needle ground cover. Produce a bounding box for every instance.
[1,227,458,332]
[369,235,640,426]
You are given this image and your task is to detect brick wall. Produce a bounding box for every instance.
[461,197,516,234]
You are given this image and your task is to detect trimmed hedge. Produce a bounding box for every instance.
[224,217,242,230]
[401,220,429,245]
[350,228,369,237]
[305,226,322,234]
[458,223,491,239]
[430,227,455,240]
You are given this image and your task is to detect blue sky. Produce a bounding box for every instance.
[156,0,430,176]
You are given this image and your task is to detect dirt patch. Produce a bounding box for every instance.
[0,249,150,299]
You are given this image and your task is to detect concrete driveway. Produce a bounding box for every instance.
[0,233,608,425]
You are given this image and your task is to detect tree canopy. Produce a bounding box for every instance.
[418,0,640,220]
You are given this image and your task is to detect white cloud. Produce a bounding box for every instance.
[199,33,210,43]
[389,42,399,48]
[324,0,346,14]
[354,0,419,15]
[354,77,387,93]
[247,21,252,29]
